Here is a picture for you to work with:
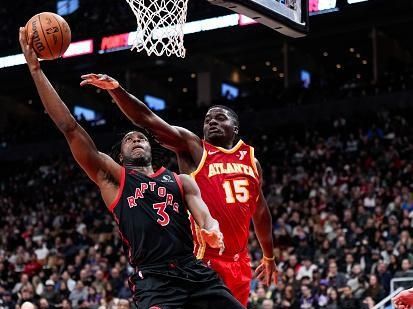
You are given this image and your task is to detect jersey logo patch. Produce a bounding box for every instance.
[160,175,174,183]
[237,150,247,160]
[208,150,219,155]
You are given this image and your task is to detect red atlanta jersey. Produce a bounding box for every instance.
[191,139,261,258]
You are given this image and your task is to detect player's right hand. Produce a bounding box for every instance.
[255,258,279,287]
[18,27,40,72]
[393,288,413,309]
[80,73,120,90]
[200,229,225,255]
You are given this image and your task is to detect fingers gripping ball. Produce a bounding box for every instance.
[25,12,71,60]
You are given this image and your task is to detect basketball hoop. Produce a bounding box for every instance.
[125,0,189,58]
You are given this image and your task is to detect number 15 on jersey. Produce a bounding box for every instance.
[222,178,250,204]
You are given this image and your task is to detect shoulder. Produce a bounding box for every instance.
[178,173,192,184]
[178,174,200,193]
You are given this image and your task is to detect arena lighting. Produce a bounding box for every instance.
[2,14,243,66]
[348,0,368,3]
[309,0,339,15]
[62,39,94,58]
[0,54,27,69]
[0,39,92,69]
[184,14,239,34]
[239,14,258,26]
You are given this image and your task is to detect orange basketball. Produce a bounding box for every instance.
[25,12,71,60]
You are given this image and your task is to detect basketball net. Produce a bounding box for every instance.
[125,0,189,58]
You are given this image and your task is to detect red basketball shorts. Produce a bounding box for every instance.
[203,251,251,307]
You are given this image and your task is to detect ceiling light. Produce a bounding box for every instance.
[279,73,284,78]
[265,61,271,66]
[272,66,278,72]
[182,87,188,93]
[362,60,368,65]
[241,65,246,70]
[191,73,196,79]
[255,76,261,82]
[336,64,342,69]
[168,77,173,82]
[349,48,355,53]
[323,51,328,57]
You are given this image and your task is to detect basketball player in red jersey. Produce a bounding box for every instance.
[80,74,278,306]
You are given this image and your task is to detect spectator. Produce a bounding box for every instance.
[299,284,318,308]
[0,291,16,309]
[325,288,339,309]
[279,285,299,308]
[296,257,317,281]
[42,280,59,305]
[69,281,88,308]
[394,258,413,278]
[363,274,385,303]
[346,264,366,299]
[39,298,50,309]
[340,285,359,308]
[325,262,347,290]
[12,274,31,295]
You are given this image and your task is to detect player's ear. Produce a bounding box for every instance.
[119,153,123,164]
[233,126,239,135]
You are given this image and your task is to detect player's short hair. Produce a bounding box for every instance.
[109,127,165,168]
[208,105,239,128]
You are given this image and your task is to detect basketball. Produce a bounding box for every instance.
[25,12,71,60]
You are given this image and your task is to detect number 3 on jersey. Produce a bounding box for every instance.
[223,179,250,204]
[152,202,170,226]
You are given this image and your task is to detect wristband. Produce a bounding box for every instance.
[263,255,275,262]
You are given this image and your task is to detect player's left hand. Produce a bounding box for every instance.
[255,257,279,286]
[200,229,225,255]
[393,288,413,309]
[80,73,120,90]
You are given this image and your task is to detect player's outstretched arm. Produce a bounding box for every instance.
[19,28,121,189]
[179,174,225,254]
[80,73,201,153]
[252,159,279,286]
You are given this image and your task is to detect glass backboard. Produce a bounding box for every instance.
[209,0,309,37]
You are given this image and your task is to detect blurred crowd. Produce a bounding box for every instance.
[0,159,135,309]
[2,108,413,309]
[248,109,413,308]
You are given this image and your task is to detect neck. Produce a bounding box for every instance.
[124,163,154,176]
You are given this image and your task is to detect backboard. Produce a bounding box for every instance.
[208,0,309,37]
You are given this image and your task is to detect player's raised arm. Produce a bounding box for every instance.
[19,27,121,188]
[80,73,201,153]
[179,174,225,254]
[252,159,279,286]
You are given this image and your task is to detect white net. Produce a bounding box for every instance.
[125,0,189,58]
